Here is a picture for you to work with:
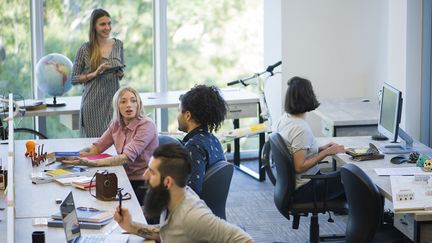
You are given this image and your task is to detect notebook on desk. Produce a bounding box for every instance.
[60,191,128,243]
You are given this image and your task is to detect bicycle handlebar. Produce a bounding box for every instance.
[227,61,282,86]
[266,61,282,75]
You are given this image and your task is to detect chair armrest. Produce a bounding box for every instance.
[318,159,338,171]
[301,172,340,180]
[300,170,344,212]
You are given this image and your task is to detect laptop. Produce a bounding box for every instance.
[60,191,129,243]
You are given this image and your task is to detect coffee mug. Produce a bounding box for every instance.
[32,231,45,243]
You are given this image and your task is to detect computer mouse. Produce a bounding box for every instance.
[390,155,408,164]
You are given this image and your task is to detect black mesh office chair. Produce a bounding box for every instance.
[268,132,347,243]
[200,160,234,220]
[158,134,181,145]
[340,163,404,243]
[136,134,180,207]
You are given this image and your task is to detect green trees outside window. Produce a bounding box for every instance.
[0,0,262,141]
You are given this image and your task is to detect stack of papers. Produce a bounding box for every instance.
[51,208,113,223]
[390,176,432,212]
[71,176,95,190]
[48,208,113,229]
[31,166,91,184]
[54,176,94,187]
[46,169,73,177]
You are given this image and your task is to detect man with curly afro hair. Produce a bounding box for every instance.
[177,84,228,194]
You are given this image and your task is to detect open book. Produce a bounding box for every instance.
[346,143,384,161]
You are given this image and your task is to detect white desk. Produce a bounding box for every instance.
[312,98,379,137]
[315,136,432,242]
[11,138,151,243]
[9,89,259,123]
[6,89,265,181]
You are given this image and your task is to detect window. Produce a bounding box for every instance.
[22,0,264,141]
[167,0,263,151]
[0,0,34,139]
[0,0,32,98]
[167,0,263,90]
[42,0,154,138]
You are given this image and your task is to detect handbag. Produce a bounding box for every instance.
[89,170,118,201]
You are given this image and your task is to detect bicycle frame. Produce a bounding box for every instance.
[219,61,281,182]
[218,63,281,142]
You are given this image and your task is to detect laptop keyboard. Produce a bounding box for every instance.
[79,235,107,243]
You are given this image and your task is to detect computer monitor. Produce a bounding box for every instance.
[377,83,413,154]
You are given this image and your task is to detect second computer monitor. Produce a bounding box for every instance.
[377,82,402,143]
[377,82,413,154]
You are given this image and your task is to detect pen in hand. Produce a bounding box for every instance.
[118,189,123,216]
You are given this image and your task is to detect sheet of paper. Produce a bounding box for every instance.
[374,167,424,176]
[390,176,432,212]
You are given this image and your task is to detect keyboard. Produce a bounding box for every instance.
[78,234,107,243]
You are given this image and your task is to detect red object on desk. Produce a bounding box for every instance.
[80,154,112,160]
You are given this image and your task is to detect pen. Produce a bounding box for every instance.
[118,190,123,216]
[45,161,56,166]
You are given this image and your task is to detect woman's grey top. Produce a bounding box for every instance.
[72,38,124,137]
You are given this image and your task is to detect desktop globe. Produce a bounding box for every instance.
[36,53,73,107]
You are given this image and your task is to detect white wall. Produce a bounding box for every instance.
[274,0,423,139]
[264,0,283,130]
[281,0,388,100]
[380,0,422,138]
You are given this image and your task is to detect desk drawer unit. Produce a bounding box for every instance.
[320,119,377,137]
[226,103,257,119]
[394,213,432,242]
[394,213,415,241]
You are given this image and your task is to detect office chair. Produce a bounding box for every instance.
[136,134,180,207]
[268,132,346,243]
[340,163,404,243]
[200,160,234,220]
[158,134,181,145]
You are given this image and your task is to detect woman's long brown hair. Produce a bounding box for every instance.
[89,8,110,71]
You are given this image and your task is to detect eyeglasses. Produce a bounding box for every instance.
[77,207,100,212]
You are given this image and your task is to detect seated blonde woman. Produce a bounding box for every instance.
[63,86,158,204]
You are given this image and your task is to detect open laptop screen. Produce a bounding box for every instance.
[60,192,81,243]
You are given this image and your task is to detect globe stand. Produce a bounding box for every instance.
[46,96,66,107]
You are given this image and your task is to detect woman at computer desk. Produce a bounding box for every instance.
[62,86,158,204]
[276,76,346,202]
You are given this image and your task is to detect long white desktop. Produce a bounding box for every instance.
[316,136,432,242]
[8,89,259,124]
[2,138,153,243]
[4,89,266,181]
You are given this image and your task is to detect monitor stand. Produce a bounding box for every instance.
[379,128,414,154]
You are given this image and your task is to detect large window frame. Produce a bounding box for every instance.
[29,0,267,134]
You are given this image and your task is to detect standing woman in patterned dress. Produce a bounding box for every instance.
[72,8,124,137]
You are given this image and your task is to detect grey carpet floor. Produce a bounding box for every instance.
[225,163,347,243]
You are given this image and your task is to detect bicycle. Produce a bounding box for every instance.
[0,96,48,140]
[219,61,281,184]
